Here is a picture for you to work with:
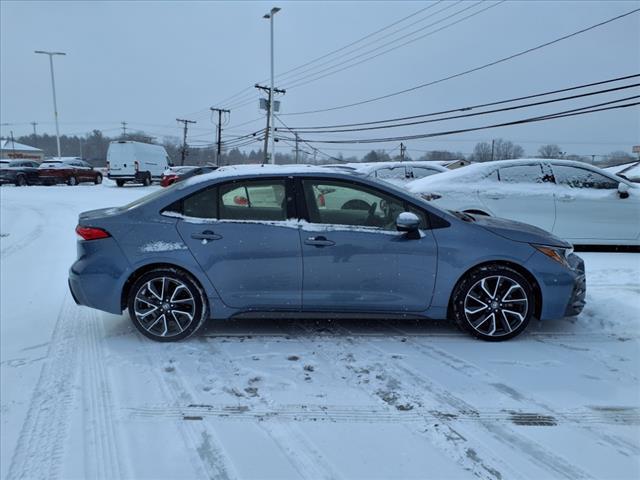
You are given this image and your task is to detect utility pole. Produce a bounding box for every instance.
[400,142,406,161]
[31,122,38,146]
[294,133,300,164]
[263,7,281,164]
[255,83,285,163]
[121,121,128,138]
[176,118,196,166]
[210,107,230,166]
[79,137,83,158]
[35,50,66,158]
[491,139,495,162]
[10,131,16,157]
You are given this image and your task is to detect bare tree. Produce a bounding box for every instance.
[538,144,562,158]
[493,139,525,160]
[470,142,493,162]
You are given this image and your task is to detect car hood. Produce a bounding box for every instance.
[469,214,571,248]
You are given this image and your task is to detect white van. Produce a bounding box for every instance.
[106,141,170,186]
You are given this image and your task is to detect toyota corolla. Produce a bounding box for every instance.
[69,165,586,342]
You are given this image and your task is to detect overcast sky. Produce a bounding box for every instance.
[1,0,639,158]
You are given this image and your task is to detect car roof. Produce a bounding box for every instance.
[407,158,636,192]
[322,161,448,175]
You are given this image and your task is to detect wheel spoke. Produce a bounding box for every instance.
[492,276,502,300]
[171,311,184,333]
[500,310,513,333]
[136,305,158,319]
[136,297,159,308]
[146,313,165,332]
[473,312,494,329]
[170,284,188,302]
[480,278,495,299]
[147,282,162,301]
[160,277,166,301]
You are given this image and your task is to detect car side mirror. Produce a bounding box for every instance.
[396,212,420,233]
[618,182,630,199]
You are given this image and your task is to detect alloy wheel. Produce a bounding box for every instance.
[133,277,196,338]
[463,275,529,338]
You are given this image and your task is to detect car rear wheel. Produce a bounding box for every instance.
[128,268,208,342]
[116,179,125,187]
[68,176,78,186]
[142,173,152,186]
[95,173,103,184]
[451,265,534,341]
[15,175,27,187]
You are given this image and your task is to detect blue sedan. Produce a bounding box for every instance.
[69,165,586,342]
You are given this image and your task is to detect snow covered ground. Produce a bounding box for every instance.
[1,181,639,480]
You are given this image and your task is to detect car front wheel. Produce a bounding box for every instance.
[128,268,208,342]
[451,265,534,341]
[68,176,78,186]
[95,173,103,184]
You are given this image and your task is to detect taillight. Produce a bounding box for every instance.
[76,225,110,241]
[134,161,139,172]
[106,161,110,172]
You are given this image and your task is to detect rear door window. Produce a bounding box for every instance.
[499,164,545,183]
[219,179,287,221]
[182,187,218,219]
[375,167,408,180]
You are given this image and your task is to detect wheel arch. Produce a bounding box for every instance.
[121,262,209,312]
[463,209,491,216]
[447,260,542,320]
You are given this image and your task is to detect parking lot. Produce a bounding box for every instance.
[1,182,638,479]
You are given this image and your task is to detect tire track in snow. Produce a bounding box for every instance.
[289,322,516,480]
[325,322,594,480]
[81,308,125,479]
[0,203,45,260]
[201,338,342,480]
[7,295,81,480]
[138,338,236,480]
[379,321,640,458]
[126,403,640,425]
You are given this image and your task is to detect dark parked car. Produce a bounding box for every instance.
[161,166,218,187]
[0,160,41,186]
[38,158,103,186]
[70,165,586,343]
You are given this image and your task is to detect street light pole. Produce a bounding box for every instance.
[263,7,280,164]
[35,50,66,158]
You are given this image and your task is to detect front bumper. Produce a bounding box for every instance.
[564,253,586,316]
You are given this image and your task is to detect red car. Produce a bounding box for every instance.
[38,158,103,186]
[161,165,217,187]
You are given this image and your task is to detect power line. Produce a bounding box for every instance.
[282,1,503,90]
[208,2,444,110]
[281,7,640,116]
[277,82,639,134]
[288,74,640,130]
[277,97,639,144]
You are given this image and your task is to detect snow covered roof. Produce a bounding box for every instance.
[407,158,632,192]
[0,140,43,152]
[180,163,348,189]
[321,161,448,176]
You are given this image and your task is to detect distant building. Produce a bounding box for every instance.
[0,139,44,161]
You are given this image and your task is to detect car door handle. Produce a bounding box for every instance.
[191,230,222,241]
[304,236,335,247]
[486,193,505,199]
[557,195,574,202]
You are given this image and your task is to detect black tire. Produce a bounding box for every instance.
[15,175,27,187]
[451,264,534,341]
[341,199,370,210]
[142,173,152,186]
[94,173,103,185]
[116,179,125,187]
[127,268,208,342]
[67,176,78,186]
[463,210,490,216]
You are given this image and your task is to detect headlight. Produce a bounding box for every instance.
[532,244,571,267]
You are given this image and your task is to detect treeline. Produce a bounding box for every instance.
[6,131,637,168]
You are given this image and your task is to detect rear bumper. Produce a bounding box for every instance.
[108,172,150,182]
[69,237,132,314]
